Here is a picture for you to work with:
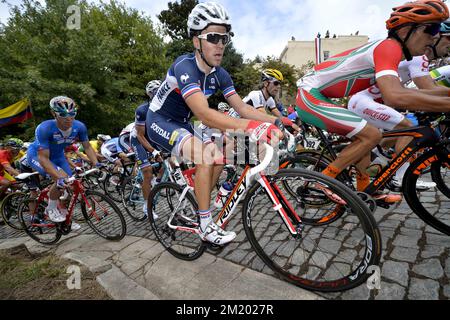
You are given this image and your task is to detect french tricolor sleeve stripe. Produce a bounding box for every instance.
[223,86,237,98]
[181,84,201,99]
[375,70,399,79]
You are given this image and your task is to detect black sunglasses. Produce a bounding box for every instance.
[271,81,281,86]
[423,23,441,36]
[198,32,231,46]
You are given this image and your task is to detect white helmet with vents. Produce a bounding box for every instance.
[187,2,232,37]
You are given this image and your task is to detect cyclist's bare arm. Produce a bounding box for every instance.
[118,152,129,162]
[136,125,156,153]
[412,75,450,96]
[2,162,19,177]
[38,149,66,180]
[81,141,99,165]
[65,154,77,169]
[76,150,91,163]
[226,94,277,124]
[186,92,251,131]
[377,75,450,112]
[271,108,282,117]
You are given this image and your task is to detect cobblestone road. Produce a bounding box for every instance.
[1,190,449,300]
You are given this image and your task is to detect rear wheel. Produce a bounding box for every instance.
[121,176,147,222]
[18,197,61,245]
[102,173,123,202]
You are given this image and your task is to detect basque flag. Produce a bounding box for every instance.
[0,98,33,128]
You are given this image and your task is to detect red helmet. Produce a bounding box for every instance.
[386,0,449,30]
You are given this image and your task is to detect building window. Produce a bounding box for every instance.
[323,51,330,61]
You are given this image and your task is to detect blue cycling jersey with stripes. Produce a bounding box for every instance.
[149,53,237,123]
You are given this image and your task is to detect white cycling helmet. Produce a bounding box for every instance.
[146,80,162,98]
[218,102,230,112]
[97,134,112,142]
[187,2,232,37]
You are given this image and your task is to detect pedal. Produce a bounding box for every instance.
[385,181,401,192]
[205,242,226,255]
[356,192,377,213]
[375,200,392,210]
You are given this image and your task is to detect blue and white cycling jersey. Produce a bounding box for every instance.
[149,53,237,123]
[135,102,149,128]
[147,53,237,154]
[101,137,123,155]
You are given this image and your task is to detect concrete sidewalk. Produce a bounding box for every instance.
[0,235,322,300]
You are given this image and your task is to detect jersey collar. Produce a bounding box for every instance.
[195,55,216,75]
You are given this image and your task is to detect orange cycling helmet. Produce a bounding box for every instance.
[386,0,449,30]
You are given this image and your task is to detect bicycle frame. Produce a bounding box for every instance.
[305,123,450,195]
[28,171,99,229]
[364,126,446,195]
[164,144,304,238]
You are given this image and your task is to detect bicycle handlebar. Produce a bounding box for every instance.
[248,143,275,178]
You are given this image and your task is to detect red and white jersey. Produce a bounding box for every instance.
[398,55,430,85]
[298,39,403,98]
[355,55,430,101]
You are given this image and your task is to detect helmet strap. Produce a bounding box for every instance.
[389,26,417,61]
[197,40,215,69]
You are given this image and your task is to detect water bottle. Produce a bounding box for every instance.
[214,182,234,209]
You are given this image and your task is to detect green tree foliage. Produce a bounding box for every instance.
[157,0,197,60]
[0,0,170,140]
[260,56,301,105]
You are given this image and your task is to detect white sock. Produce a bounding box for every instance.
[198,209,212,231]
[47,199,58,210]
[394,162,410,182]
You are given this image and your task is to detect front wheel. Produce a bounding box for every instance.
[80,190,127,241]
[242,168,382,292]
[404,149,450,235]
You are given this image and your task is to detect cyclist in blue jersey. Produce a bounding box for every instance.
[146,2,296,245]
[28,96,101,224]
[133,80,163,218]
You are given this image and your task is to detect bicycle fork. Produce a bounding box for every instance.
[258,175,304,238]
[166,186,201,235]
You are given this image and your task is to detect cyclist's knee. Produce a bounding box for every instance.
[394,118,413,130]
[357,124,382,144]
[141,166,153,179]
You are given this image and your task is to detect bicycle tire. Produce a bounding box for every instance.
[1,191,27,230]
[18,197,61,245]
[148,182,206,261]
[102,172,123,202]
[404,150,450,235]
[242,168,382,292]
[431,157,450,198]
[80,190,127,241]
[121,176,147,222]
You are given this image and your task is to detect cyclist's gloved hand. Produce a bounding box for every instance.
[279,117,300,134]
[56,178,66,189]
[152,149,161,158]
[74,167,83,174]
[245,120,282,144]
